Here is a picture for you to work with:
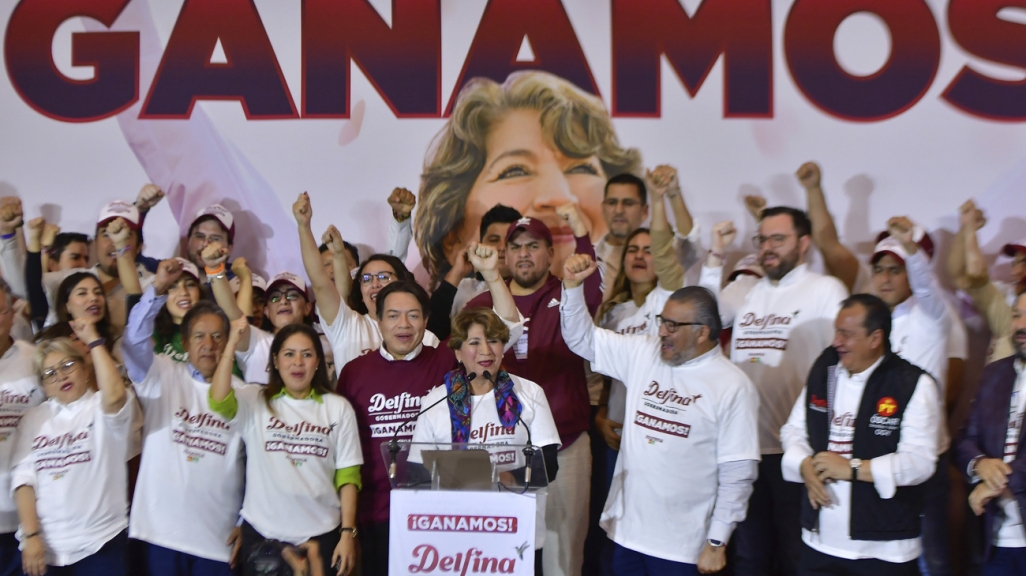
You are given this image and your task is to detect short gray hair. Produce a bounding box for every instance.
[0,279,13,310]
[667,286,722,340]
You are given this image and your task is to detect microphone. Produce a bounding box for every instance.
[388,372,477,481]
[486,372,536,487]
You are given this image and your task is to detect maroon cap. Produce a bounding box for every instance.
[505,217,553,246]
[1002,238,1026,258]
[875,225,934,261]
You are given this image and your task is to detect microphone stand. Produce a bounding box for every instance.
[387,372,477,482]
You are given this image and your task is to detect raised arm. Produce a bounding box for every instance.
[71,318,127,413]
[468,242,519,324]
[107,217,143,295]
[231,258,255,317]
[386,187,416,263]
[647,166,687,291]
[0,197,27,298]
[888,217,947,321]
[557,203,602,313]
[122,259,183,382]
[427,246,473,340]
[295,192,342,325]
[24,218,50,330]
[209,316,248,421]
[701,222,744,326]
[560,254,601,363]
[202,242,250,351]
[324,226,353,301]
[797,162,860,292]
[947,200,977,282]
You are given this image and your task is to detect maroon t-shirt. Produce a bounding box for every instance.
[337,344,457,526]
[466,236,601,448]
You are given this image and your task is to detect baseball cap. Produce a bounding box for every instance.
[97,201,141,229]
[229,273,268,294]
[267,272,307,298]
[192,204,236,243]
[175,258,200,281]
[1002,238,1026,258]
[505,217,553,246]
[871,236,913,266]
[728,254,764,282]
[874,225,934,263]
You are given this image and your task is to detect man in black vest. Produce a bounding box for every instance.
[955,291,1026,573]
[781,293,940,575]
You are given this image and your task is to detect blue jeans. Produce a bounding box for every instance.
[48,530,128,576]
[983,546,1026,576]
[146,542,234,576]
[918,452,951,576]
[613,543,697,576]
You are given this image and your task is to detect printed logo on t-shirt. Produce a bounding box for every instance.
[368,392,423,438]
[0,389,37,431]
[33,428,92,479]
[634,411,690,438]
[617,321,648,335]
[264,416,336,464]
[808,394,828,413]
[733,310,801,365]
[469,422,516,444]
[876,397,898,417]
[643,382,701,410]
[173,407,231,461]
[828,411,855,455]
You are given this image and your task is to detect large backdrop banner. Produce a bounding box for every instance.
[2,0,1025,284]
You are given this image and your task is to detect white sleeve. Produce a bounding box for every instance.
[9,414,39,492]
[870,374,940,499]
[386,216,413,263]
[904,251,947,322]
[716,379,761,463]
[523,380,561,448]
[0,237,26,299]
[235,328,273,384]
[333,397,364,469]
[780,388,813,484]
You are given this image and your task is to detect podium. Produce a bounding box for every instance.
[383,442,548,576]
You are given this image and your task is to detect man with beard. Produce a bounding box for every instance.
[466,208,602,576]
[184,204,236,283]
[956,292,1026,574]
[560,255,759,575]
[705,206,848,576]
[94,201,155,330]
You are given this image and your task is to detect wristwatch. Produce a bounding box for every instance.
[340,526,358,538]
[850,458,862,482]
[707,539,724,548]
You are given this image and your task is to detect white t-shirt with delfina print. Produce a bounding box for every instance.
[727,264,848,454]
[411,375,561,548]
[0,341,45,533]
[231,386,363,545]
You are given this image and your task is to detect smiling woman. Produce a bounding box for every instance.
[416,71,642,289]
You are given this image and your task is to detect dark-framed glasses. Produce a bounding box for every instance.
[42,359,79,384]
[268,290,304,303]
[655,315,704,333]
[751,234,792,249]
[359,271,396,285]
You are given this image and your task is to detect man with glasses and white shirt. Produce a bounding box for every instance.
[560,254,759,575]
[702,206,848,576]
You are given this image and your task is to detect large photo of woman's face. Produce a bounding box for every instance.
[416,71,642,288]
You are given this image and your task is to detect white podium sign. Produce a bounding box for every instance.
[389,490,537,575]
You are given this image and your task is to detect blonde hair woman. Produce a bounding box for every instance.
[416,70,642,288]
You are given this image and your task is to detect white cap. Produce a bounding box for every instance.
[267,272,307,298]
[728,254,764,282]
[175,257,200,280]
[97,201,141,229]
[193,204,235,242]
[872,236,911,266]
[229,273,268,294]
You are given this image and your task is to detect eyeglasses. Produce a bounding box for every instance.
[752,234,792,249]
[603,198,641,208]
[359,272,396,285]
[42,359,79,384]
[268,291,304,303]
[655,315,704,333]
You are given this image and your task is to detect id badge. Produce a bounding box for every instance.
[514,328,529,360]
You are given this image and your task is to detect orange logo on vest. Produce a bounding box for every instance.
[876,397,898,417]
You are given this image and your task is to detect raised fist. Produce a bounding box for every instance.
[0,198,24,235]
[555,203,587,237]
[321,225,345,255]
[153,259,184,295]
[646,165,681,198]
[562,253,598,288]
[25,217,46,243]
[105,217,132,249]
[886,216,916,251]
[293,192,313,227]
[231,257,252,281]
[69,317,100,344]
[135,184,165,212]
[711,221,737,253]
[796,162,821,190]
[467,242,499,281]
[959,199,986,232]
[388,188,416,218]
[41,223,61,247]
[201,242,230,268]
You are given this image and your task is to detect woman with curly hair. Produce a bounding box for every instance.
[416,71,641,290]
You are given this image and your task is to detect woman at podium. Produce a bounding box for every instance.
[411,307,561,573]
